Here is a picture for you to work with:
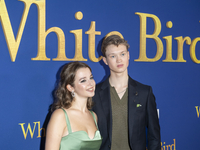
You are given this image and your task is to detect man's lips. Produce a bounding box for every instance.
[117,64,124,67]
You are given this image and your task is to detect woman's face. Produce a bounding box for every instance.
[72,67,95,99]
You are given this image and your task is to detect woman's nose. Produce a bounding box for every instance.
[88,79,94,85]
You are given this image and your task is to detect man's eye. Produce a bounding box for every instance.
[121,53,125,56]
[111,55,115,58]
[80,80,86,83]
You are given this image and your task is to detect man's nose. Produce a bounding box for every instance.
[116,55,122,62]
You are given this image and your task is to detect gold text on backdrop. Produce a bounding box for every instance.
[195,106,200,118]
[0,0,199,63]
[19,121,45,139]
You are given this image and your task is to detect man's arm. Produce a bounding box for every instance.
[147,87,161,150]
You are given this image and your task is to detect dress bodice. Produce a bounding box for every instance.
[60,108,102,150]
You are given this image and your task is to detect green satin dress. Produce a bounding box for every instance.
[60,109,102,150]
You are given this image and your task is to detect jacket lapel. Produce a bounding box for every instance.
[128,77,139,141]
[99,78,113,143]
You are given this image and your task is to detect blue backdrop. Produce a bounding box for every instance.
[0,0,200,149]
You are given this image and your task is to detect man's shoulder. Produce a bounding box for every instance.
[96,77,109,89]
[95,76,152,90]
[95,80,107,92]
[96,80,105,87]
[128,76,151,90]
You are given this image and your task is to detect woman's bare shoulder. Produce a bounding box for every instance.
[50,108,66,123]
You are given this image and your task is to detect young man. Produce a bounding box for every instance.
[93,35,161,150]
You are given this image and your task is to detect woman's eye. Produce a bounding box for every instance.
[90,76,94,80]
[80,80,86,83]
[111,55,115,58]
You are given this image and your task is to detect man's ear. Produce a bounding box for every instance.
[103,57,108,65]
[66,84,74,92]
[127,51,130,60]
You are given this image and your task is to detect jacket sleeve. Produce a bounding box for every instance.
[147,87,161,150]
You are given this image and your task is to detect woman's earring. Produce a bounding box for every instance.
[71,91,75,98]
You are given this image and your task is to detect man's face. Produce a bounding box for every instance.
[103,44,129,74]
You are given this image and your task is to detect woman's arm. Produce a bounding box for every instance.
[45,109,67,150]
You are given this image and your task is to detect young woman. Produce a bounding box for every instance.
[45,62,102,150]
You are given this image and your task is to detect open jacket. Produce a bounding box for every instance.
[92,76,161,150]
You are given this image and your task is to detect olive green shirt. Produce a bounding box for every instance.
[110,85,130,150]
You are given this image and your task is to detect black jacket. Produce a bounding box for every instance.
[92,76,161,150]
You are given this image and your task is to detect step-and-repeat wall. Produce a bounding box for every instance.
[0,0,199,149]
